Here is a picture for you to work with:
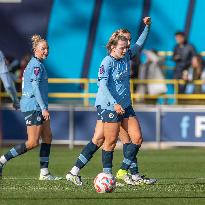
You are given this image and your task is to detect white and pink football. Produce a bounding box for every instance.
[94,172,116,193]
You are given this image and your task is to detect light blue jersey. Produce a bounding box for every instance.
[0,50,19,107]
[95,25,150,111]
[0,51,9,74]
[20,57,48,112]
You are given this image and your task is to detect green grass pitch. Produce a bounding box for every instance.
[1,146,205,205]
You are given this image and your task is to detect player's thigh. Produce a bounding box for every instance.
[119,126,131,144]
[26,125,42,148]
[41,119,52,144]
[92,120,105,146]
[121,117,142,144]
[103,122,120,145]
[97,106,122,149]
[23,110,44,148]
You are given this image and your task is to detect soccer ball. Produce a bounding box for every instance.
[94,172,116,193]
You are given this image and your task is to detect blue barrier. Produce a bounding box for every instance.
[1,106,205,147]
[0,106,157,144]
[1,109,70,141]
[161,110,205,142]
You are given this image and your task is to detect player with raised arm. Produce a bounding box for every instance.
[66,17,156,186]
[0,35,61,180]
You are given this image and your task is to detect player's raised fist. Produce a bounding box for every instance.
[143,17,151,25]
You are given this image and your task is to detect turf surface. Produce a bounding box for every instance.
[1,146,205,205]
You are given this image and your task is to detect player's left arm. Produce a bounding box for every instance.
[129,17,151,58]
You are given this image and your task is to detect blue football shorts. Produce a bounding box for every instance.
[97,105,136,123]
[22,110,45,126]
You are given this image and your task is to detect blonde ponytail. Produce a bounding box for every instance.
[31,34,46,52]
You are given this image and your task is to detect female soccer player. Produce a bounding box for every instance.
[66,17,156,186]
[0,50,20,110]
[0,35,60,180]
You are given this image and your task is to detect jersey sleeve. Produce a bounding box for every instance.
[128,25,150,59]
[31,66,42,81]
[0,51,4,62]
[0,72,19,104]
[31,66,47,111]
[0,51,8,73]
[97,60,117,106]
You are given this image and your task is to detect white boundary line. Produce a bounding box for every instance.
[2,176,94,180]
[3,176,205,180]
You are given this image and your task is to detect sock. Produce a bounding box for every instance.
[75,141,99,170]
[40,168,49,176]
[123,143,130,158]
[0,143,27,165]
[129,158,139,175]
[119,143,132,171]
[102,149,113,174]
[120,143,140,171]
[70,166,80,176]
[0,156,7,165]
[40,143,51,175]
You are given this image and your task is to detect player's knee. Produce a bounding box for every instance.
[26,140,39,149]
[104,141,116,151]
[42,138,52,144]
[120,138,130,144]
[92,131,104,146]
[119,134,130,144]
[92,137,104,147]
[132,135,143,145]
[95,140,104,147]
[138,137,143,145]
[110,143,116,150]
[42,134,52,144]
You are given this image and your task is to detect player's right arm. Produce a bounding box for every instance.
[129,17,151,59]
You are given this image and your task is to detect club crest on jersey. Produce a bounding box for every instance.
[99,65,105,74]
[37,116,41,122]
[109,113,114,118]
[34,67,40,76]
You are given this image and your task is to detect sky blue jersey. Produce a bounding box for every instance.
[20,57,48,112]
[0,50,9,74]
[95,25,150,111]
[0,50,19,107]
